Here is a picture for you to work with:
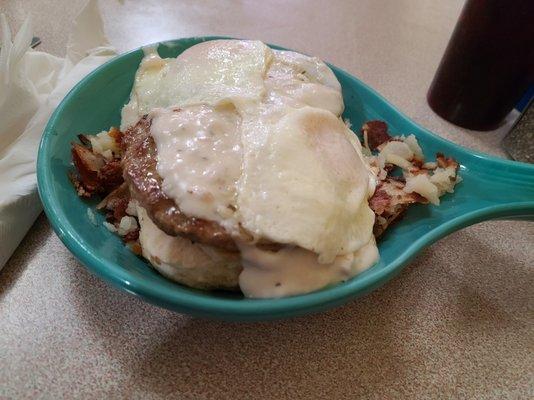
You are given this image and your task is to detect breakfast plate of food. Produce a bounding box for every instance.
[37,37,534,320]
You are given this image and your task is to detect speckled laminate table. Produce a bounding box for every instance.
[1,1,533,399]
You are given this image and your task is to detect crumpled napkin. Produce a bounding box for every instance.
[0,0,117,268]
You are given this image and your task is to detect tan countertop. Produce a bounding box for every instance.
[1,1,533,398]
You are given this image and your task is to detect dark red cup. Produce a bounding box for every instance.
[427,0,534,131]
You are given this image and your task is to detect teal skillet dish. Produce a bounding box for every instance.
[37,37,534,321]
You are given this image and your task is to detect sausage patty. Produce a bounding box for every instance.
[121,116,238,251]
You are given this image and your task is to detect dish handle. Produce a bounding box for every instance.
[460,155,534,223]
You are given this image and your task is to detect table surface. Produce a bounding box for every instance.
[1,0,533,398]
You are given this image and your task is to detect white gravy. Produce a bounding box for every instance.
[150,105,242,231]
[238,237,379,298]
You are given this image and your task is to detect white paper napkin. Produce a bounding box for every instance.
[0,0,117,268]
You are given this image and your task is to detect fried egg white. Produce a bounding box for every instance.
[122,40,378,298]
